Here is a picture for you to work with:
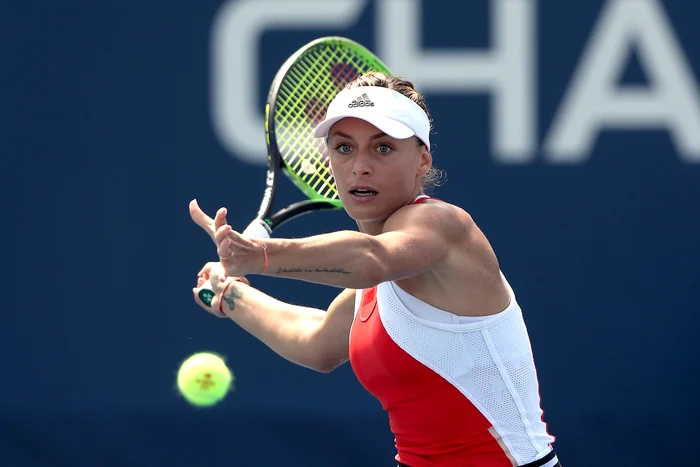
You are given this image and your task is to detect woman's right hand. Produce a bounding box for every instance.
[192,262,249,318]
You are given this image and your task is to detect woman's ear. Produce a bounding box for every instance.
[326,150,334,176]
[417,146,432,177]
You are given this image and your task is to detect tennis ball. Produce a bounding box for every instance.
[177,352,233,407]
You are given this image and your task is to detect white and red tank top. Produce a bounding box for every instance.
[348,195,556,467]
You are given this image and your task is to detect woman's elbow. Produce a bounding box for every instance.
[314,358,347,373]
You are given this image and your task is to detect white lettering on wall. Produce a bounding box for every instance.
[544,0,700,163]
[210,0,700,165]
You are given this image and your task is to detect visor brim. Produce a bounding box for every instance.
[313,114,416,141]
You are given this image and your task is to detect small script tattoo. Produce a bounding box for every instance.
[223,286,243,311]
[275,267,351,275]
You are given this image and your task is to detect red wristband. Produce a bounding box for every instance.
[260,242,268,274]
[217,278,242,315]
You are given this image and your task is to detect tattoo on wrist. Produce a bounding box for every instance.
[223,286,243,311]
[275,267,351,275]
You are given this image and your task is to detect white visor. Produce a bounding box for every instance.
[313,86,430,150]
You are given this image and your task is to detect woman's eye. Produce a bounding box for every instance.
[377,144,392,154]
[334,143,351,153]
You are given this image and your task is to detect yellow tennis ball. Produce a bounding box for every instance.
[177,352,234,407]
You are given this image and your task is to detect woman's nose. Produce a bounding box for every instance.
[351,152,372,175]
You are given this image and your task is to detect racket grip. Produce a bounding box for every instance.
[198,279,215,307]
[241,219,272,239]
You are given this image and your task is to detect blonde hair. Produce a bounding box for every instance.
[344,72,446,192]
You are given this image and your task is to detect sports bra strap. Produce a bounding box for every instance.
[413,194,441,204]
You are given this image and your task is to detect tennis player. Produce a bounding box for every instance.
[190,72,561,467]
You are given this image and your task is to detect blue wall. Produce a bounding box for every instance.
[2,1,698,466]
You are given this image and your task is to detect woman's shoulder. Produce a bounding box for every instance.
[385,198,477,241]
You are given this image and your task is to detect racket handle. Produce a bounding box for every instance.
[241,219,272,239]
[198,279,215,307]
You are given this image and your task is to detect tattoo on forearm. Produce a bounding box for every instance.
[223,286,243,311]
[275,267,351,275]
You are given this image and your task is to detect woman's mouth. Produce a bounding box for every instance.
[349,189,378,197]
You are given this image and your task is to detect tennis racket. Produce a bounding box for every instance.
[199,36,392,307]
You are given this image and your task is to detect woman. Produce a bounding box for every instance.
[190,72,561,467]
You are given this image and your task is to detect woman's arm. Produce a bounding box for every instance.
[215,202,466,289]
[194,267,355,373]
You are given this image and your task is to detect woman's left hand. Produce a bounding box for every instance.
[213,220,267,278]
[190,199,267,277]
[189,199,227,244]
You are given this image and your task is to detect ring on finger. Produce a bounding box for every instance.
[220,250,233,259]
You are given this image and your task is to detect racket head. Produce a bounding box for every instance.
[265,37,392,212]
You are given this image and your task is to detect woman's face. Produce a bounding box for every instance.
[327,117,431,228]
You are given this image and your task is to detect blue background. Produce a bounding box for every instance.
[2,1,698,466]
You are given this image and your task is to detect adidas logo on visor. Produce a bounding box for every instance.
[348,93,374,108]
